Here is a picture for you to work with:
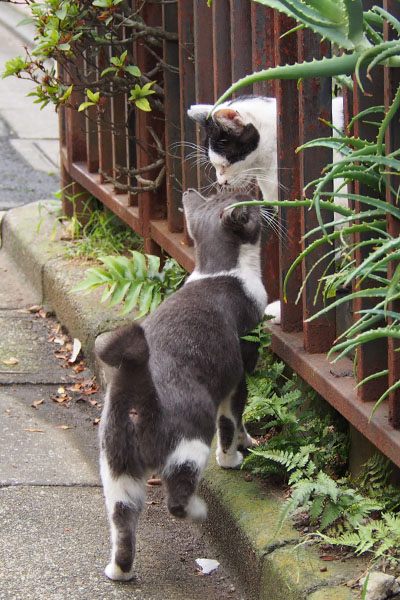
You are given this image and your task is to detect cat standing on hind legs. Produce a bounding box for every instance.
[96,190,267,581]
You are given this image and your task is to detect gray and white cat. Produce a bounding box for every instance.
[95,190,267,581]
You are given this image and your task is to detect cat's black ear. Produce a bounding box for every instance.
[187,104,213,127]
[213,108,245,133]
[221,205,260,241]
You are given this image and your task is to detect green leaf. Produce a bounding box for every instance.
[135,97,151,111]
[100,66,117,77]
[125,65,141,77]
[136,283,156,319]
[86,89,100,103]
[131,250,147,280]
[107,281,131,309]
[78,101,95,112]
[119,281,143,315]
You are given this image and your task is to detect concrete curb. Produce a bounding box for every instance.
[1,201,366,600]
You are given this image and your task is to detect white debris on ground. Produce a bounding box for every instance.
[195,558,220,575]
[359,572,400,600]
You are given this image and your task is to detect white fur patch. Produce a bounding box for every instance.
[216,448,243,469]
[100,453,147,513]
[104,561,135,582]
[187,239,267,315]
[162,438,211,477]
[186,495,208,521]
[265,299,281,325]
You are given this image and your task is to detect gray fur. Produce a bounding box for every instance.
[96,191,266,580]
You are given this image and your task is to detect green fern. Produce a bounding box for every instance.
[318,513,400,566]
[71,251,186,317]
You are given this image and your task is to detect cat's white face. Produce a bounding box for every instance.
[209,147,259,187]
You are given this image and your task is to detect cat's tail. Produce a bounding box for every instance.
[95,323,158,415]
[95,323,149,369]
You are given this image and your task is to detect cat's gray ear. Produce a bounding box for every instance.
[187,104,213,127]
[182,189,206,238]
[182,189,206,213]
[213,108,245,133]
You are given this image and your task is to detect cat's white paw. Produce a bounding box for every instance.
[186,495,208,521]
[237,429,253,449]
[216,449,243,469]
[104,561,135,582]
[265,299,281,325]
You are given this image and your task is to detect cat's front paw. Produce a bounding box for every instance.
[265,300,281,325]
[104,562,135,582]
[216,449,243,469]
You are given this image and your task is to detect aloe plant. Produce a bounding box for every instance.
[212,1,400,108]
[219,0,400,420]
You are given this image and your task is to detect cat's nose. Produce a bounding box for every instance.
[217,173,229,185]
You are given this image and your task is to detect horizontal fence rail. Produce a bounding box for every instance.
[59,0,400,467]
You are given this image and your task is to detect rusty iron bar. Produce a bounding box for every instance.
[163,0,183,233]
[212,0,232,101]
[251,3,275,97]
[298,31,336,353]
[230,0,253,96]
[384,0,400,428]
[274,13,302,332]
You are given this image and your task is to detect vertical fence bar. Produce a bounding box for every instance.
[178,2,197,245]
[384,0,400,427]
[352,68,388,402]
[97,42,113,183]
[251,4,275,97]
[212,0,232,101]
[230,0,253,96]
[133,0,166,253]
[274,14,302,332]
[194,0,214,188]
[83,50,99,174]
[111,91,128,193]
[163,1,183,233]
[298,32,336,352]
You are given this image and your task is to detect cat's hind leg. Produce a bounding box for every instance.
[216,387,245,469]
[100,454,146,581]
[162,439,210,521]
[216,377,252,468]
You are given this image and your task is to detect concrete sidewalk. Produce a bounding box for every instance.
[0,200,366,600]
[0,2,59,211]
[0,5,368,600]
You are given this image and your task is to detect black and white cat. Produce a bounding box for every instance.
[188,96,278,203]
[187,95,344,204]
[95,190,267,581]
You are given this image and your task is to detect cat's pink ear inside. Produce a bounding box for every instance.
[213,109,245,131]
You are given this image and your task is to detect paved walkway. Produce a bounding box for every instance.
[0,8,248,599]
[0,3,59,210]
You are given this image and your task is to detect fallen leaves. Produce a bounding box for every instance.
[31,399,44,409]
[24,428,44,433]
[2,357,19,366]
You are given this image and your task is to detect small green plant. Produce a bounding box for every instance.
[71,252,186,317]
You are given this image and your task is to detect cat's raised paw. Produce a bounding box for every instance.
[104,562,135,582]
[216,449,243,469]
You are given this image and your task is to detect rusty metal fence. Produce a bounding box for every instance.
[59,0,400,467]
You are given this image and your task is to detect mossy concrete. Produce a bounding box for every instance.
[2,201,368,600]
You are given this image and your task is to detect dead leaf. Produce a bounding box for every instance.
[54,337,65,345]
[319,555,335,561]
[93,418,100,425]
[146,478,162,487]
[24,428,44,433]
[5,408,11,414]
[38,309,47,319]
[27,305,41,313]
[68,338,82,364]
[89,399,98,406]
[2,357,19,366]
[31,399,44,409]
[56,425,70,430]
